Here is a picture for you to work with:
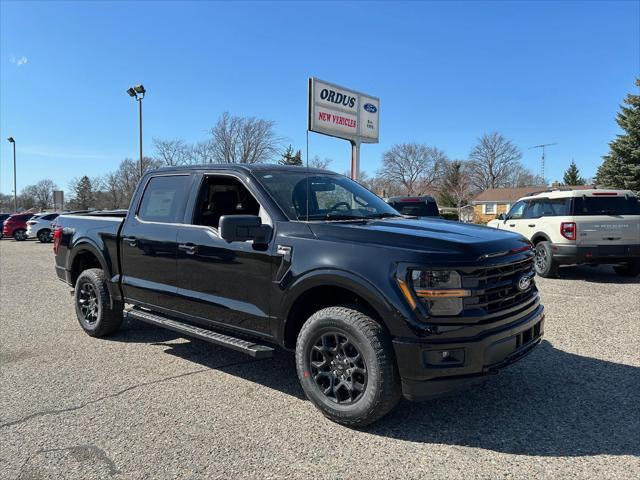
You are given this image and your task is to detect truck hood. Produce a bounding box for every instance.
[308,217,531,264]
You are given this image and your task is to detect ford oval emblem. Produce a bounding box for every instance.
[363,103,377,113]
[517,275,532,292]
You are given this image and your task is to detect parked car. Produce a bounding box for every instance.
[2,213,35,241]
[26,212,60,242]
[386,195,440,218]
[0,214,11,239]
[486,189,640,277]
[54,164,544,426]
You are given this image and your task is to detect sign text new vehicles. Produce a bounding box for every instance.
[308,78,379,143]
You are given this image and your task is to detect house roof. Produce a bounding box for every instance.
[473,185,594,203]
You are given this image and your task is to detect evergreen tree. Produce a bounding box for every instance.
[292,149,303,166]
[596,79,640,191]
[279,145,297,165]
[70,176,95,209]
[563,160,585,185]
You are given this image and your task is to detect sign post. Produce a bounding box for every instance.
[308,78,379,180]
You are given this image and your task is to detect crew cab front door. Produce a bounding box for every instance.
[119,174,192,310]
[174,174,274,336]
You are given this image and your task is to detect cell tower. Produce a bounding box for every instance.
[529,143,557,180]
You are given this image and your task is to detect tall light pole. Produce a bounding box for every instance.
[7,137,17,212]
[127,84,146,177]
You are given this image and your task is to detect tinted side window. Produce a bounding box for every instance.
[42,214,59,220]
[508,201,527,219]
[137,175,190,223]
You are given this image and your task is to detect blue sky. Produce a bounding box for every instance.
[1,0,638,196]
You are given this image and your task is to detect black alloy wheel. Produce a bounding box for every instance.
[309,331,367,404]
[77,281,99,328]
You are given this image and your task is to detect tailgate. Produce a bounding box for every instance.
[576,216,640,247]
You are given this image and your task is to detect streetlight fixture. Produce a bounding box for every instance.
[127,84,146,176]
[7,137,17,212]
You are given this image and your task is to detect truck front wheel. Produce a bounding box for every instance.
[74,268,124,337]
[295,306,400,427]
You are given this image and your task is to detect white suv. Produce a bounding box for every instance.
[26,212,59,243]
[487,189,640,278]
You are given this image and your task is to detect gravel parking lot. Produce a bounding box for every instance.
[1,239,639,479]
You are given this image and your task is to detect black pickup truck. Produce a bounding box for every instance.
[53,164,544,426]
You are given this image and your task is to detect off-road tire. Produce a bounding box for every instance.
[613,260,640,278]
[295,306,401,427]
[534,241,559,278]
[74,268,124,337]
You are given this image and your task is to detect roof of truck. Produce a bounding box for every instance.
[149,163,335,175]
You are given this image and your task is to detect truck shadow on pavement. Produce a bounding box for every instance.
[555,264,640,284]
[114,321,639,458]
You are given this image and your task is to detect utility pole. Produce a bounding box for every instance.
[529,143,557,180]
[7,137,17,211]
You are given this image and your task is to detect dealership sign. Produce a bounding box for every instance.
[308,78,379,144]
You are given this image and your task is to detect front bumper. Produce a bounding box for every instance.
[393,304,544,401]
[551,243,640,265]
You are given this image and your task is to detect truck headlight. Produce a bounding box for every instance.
[397,270,470,316]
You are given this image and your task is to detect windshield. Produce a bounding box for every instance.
[571,196,640,215]
[255,172,401,221]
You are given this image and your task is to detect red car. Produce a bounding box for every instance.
[2,213,35,241]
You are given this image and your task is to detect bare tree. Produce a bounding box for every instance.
[377,143,446,195]
[309,155,333,170]
[439,160,474,216]
[153,138,190,166]
[208,112,282,164]
[101,171,124,209]
[188,140,216,165]
[116,157,163,206]
[506,164,547,187]
[19,185,38,210]
[468,132,522,191]
[28,179,58,210]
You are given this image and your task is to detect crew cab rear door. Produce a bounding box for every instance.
[571,194,640,247]
[119,173,192,310]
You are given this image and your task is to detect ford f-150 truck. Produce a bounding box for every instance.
[53,164,544,426]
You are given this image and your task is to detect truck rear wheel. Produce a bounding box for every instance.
[534,241,559,278]
[295,306,400,427]
[74,268,124,337]
[613,260,640,277]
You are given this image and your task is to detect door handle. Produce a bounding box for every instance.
[178,243,197,255]
[509,224,516,227]
[122,236,137,247]
[528,224,536,227]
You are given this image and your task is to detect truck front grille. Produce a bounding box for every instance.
[462,256,537,315]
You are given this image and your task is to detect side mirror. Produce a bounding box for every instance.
[219,215,272,244]
[498,213,506,221]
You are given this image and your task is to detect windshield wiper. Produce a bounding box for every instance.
[364,212,402,219]
[300,213,365,221]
